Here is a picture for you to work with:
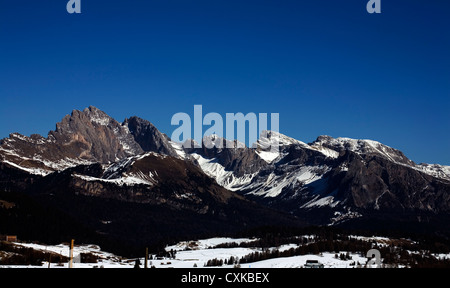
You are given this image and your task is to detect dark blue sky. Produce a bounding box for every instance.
[1,0,449,165]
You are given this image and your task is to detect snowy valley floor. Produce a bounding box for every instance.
[1,235,449,269]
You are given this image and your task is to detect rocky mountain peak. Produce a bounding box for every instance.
[0,107,147,173]
[124,116,178,157]
[48,107,143,164]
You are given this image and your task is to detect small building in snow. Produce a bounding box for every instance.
[0,235,18,242]
[304,260,324,268]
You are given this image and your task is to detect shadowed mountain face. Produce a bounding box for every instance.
[1,106,450,255]
[124,116,178,157]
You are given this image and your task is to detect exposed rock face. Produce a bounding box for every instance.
[1,106,449,237]
[184,135,268,177]
[0,106,175,173]
[188,132,450,226]
[49,106,144,163]
[0,106,143,173]
[124,116,178,157]
[331,150,450,212]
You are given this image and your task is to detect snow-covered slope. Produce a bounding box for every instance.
[414,163,450,181]
[244,165,332,199]
[190,153,257,191]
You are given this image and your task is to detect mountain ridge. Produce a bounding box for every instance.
[1,106,449,248]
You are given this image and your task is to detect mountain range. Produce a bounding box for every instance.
[1,106,449,255]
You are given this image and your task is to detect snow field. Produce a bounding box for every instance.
[0,236,388,269]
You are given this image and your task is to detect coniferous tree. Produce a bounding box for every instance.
[134,259,140,268]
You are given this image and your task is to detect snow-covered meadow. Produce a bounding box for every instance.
[1,236,378,268]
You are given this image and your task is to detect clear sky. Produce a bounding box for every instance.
[0,0,449,165]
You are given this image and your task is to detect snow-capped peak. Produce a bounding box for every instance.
[309,135,416,165]
[258,130,310,148]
